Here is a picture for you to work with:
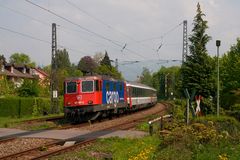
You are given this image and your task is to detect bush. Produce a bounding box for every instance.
[17,79,40,97]
[0,97,63,117]
[193,116,240,136]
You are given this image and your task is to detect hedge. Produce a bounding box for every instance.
[0,97,63,117]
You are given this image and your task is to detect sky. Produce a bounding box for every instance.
[0,0,240,80]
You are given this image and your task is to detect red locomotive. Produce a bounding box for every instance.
[64,75,157,122]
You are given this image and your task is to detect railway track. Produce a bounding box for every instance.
[0,103,167,159]
[20,115,65,124]
[0,104,165,160]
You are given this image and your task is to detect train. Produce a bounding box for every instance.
[63,75,157,122]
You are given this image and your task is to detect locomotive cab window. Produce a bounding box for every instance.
[66,82,77,93]
[82,80,94,92]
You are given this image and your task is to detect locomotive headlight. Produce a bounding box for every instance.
[88,100,93,104]
[67,102,71,105]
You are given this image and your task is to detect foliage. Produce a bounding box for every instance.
[181,3,215,99]
[0,54,7,64]
[0,77,15,96]
[95,64,123,79]
[9,53,36,67]
[68,63,83,77]
[100,51,112,68]
[55,49,71,70]
[50,136,160,160]
[156,114,240,160]
[0,96,63,118]
[17,79,40,97]
[56,69,69,95]
[139,67,153,87]
[77,56,97,75]
[152,66,181,99]
[220,38,240,108]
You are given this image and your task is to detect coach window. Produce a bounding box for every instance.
[66,81,77,93]
[82,80,94,92]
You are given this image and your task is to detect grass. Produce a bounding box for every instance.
[0,113,63,130]
[50,136,161,160]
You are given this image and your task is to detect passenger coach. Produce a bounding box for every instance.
[126,81,157,110]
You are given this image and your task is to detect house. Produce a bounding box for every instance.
[0,63,49,87]
[31,67,49,84]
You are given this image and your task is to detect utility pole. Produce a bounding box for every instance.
[115,58,118,71]
[216,40,221,117]
[182,20,188,64]
[165,73,170,99]
[50,23,59,114]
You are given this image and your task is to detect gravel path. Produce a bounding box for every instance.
[0,138,55,158]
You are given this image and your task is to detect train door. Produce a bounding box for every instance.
[127,86,132,109]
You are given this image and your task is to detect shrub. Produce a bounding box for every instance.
[0,97,63,117]
[17,79,40,97]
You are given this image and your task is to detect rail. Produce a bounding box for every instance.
[148,114,172,136]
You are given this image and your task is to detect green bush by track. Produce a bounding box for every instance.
[0,96,63,117]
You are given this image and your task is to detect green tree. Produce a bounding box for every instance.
[55,49,71,70]
[181,3,214,98]
[9,53,36,67]
[95,65,123,79]
[100,51,112,68]
[68,63,83,77]
[152,66,181,99]
[139,67,152,87]
[0,54,7,64]
[220,38,240,108]
[57,69,69,95]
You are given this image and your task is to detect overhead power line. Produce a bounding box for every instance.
[25,0,123,48]
[0,26,50,44]
[0,25,86,55]
[0,5,50,26]
[138,22,183,42]
[65,0,154,51]
[25,0,149,59]
[0,4,111,49]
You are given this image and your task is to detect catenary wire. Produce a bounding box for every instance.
[0,25,86,55]
[25,0,149,60]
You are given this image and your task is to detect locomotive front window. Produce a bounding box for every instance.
[66,82,77,93]
[82,80,94,92]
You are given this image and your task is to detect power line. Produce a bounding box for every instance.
[1,2,145,60]
[0,5,50,26]
[0,4,111,50]
[64,0,155,52]
[25,0,149,60]
[138,22,183,42]
[25,0,123,48]
[0,25,86,55]
[0,26,50,44]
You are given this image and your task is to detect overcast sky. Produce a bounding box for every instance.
[0,0,240,80]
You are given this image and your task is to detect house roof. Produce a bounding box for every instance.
[33,68,49,77]
[0,63,34,79]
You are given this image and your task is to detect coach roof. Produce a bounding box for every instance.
[126,81,156,91]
